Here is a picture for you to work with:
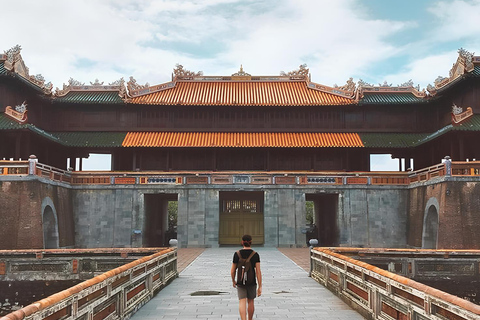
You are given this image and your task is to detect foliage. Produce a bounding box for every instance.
[168,201,178,231]
[306,201,314,224]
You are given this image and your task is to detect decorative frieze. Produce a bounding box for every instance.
[55,77,124,97]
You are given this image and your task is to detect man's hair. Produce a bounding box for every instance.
[242,234,252,247]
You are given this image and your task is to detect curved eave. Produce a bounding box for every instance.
[54,91,124,104]
[129,81,355,106]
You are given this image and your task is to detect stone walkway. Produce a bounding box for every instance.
[132,248,365,319]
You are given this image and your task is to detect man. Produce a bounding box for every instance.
[230,234,262,320]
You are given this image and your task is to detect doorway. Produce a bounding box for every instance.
[219,191,264,245]
[305,193,339,246]
[144,194,178,247]
[422,205,439,249]
[42,205,59,249]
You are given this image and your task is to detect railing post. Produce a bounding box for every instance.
[444,156,452,176]
[28,154,37,175]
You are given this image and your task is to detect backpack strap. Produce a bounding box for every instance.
[245,250,256,262]
[236,250,242,261]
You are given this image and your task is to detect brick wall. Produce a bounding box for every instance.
[408,180,480,249]
[0,180,74,249]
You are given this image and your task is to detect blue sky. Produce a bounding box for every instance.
[2,0,480,170]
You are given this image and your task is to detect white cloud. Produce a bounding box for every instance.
[1,0,415,88]
[381,50,459,89]
[428,0,480,43]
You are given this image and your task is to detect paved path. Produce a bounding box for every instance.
[133,248,365,319]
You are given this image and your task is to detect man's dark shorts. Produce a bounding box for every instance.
[237,285,256,300]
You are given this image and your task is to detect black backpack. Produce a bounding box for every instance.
[236,250,256,286]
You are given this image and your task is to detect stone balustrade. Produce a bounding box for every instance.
[310,248,480,320]
[0,248,177,320]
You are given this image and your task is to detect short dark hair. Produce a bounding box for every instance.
[242,234,252,247]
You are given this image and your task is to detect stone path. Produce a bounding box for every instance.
[132,248,364,319]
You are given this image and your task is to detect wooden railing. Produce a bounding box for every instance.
[0,248,177,320]
[310,248,480,320]
[2,159,480,187]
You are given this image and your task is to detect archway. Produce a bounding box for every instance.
[422,202,439,249]
[42,203,59,249]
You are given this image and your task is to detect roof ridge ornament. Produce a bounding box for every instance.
[173,64,203,80]
[430,48,477,95]
[280,64,309,79]
[3,45,53,95]
[232,65,251,77]
[55,77,125,97]
[127,76,149,92]
[334,77,356,92]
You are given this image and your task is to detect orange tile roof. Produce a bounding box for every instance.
[122,132,364,148]
[130,81,354,106]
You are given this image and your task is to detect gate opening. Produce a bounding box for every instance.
[305,193,339,246]
[144,194,178,247]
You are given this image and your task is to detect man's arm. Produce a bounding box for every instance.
[255,262,262,296]
[230,263,237,287]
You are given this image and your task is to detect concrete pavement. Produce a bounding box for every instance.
[132,248,365,319]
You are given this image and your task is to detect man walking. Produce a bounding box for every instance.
[231,234,262,320]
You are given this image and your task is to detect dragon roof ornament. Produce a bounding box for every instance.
[2,45,53,95]
[173,64,203,80]
[280,64,309,80]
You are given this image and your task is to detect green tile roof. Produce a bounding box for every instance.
[451,114,480,131]
[0,61,6,75]
[0,113,28,129]
[471,65,480,77]
[54,91,124,104]
[53,132,126,147]
[360,133,429,148]
[360,92,426,105]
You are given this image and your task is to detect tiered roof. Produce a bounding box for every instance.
[2,46,480,151]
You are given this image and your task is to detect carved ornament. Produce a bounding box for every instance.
[55,77,125,97]
[451,104,473,125]
[3,45,52,95]
[280,64,309,79]
[335,77,356,92]
[127,76,149,93]
[5,101,28,124]
[173,64,203,80]
[232,65,251,77]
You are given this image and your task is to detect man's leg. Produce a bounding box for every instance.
[239,298,247,320]
[247,299,255,320]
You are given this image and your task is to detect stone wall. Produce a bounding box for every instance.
[0,178,74,249]
[340,187,408,248]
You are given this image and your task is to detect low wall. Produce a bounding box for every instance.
[310,248,480,320]
[0,248,177,320]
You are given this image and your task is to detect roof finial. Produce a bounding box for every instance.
[232,65,250,76]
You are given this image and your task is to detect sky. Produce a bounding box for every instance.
[2,0,480,170]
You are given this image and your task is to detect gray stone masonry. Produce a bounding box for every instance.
[131,248,365,320]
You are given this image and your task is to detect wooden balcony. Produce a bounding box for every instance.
[2,159,480,187]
